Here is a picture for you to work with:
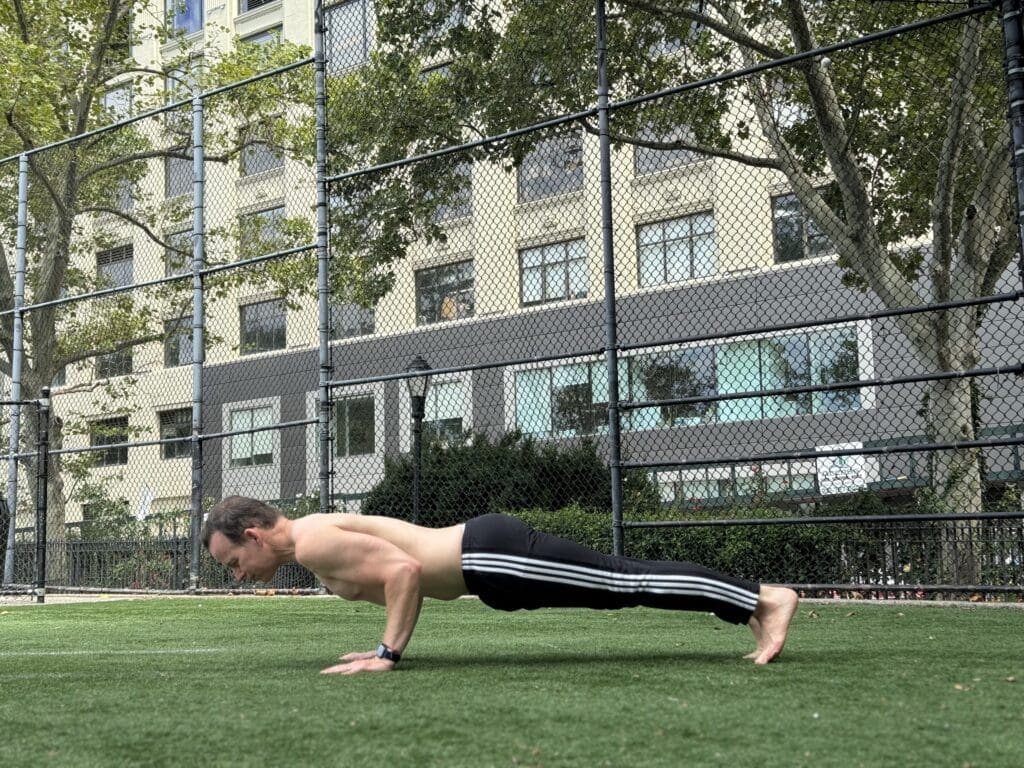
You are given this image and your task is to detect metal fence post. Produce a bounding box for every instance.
[1002,0,1024,290]
[189,92,206,590]
[33,389,50,604]
[315,0,334,513]
[596,0,626,556]
[3,154,29,585]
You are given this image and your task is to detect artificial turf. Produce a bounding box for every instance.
[0,597,1021,767]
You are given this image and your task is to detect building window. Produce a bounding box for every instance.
[714,327,861,422]
[97,244,133,288]
[165,230,191,276]
[229,406,274,467]
[519,239,587,306]
[239,125,285,176]
[423,379,467,443]
[325,0,376,74]
[415,260,474,325]
[629,347,718,429]
[515,362,609,438]
[240,299,286,354]
[159,408,192,460]
[634,124,697,174]
[239,0,277,15]
[330,301,375,340]
[334,395,375,457]
[517,131,584,203]
[165,154,192,199]
[164,318,193,368]
[239,206,286,259]
[166,0,203,35]
[637,212,716,287]
[513,326,863,437]
[96,348,133,379]
[241,25,282,45]
[101,85,133,122]
[433,160,472,222]
[772,193,834,263]
[90,417,130,466]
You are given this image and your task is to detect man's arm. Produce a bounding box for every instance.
[293,525,424,675]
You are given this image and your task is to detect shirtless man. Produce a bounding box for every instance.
[202,496,798,675]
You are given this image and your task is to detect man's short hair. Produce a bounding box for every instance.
[202,496,281,549]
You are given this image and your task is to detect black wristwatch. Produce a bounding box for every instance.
[376,643,401,663]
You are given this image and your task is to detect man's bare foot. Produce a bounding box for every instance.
[746,586,798,665]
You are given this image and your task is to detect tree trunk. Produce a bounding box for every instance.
[926,374,982,584]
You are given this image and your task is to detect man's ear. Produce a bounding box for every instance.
[243,527,262,544]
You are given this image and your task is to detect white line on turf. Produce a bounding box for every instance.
[2,647,229,657]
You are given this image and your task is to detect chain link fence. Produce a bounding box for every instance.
[2,1,1023,601]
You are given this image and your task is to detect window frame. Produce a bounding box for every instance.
[771,192,835,264]
[324,0,376,74]
[414,260,475,325]
[96,244,134,288]
[517,131,584,203]
[228,405,275,468]
[239,299,287,355]
[164,317,193,368]
[159,408,192,460]
[636,211,717,288]
[334,394,376,457]
[518,239,588,307]
[90,416,130,467]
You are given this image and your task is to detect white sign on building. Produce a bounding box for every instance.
[816,442,870,496]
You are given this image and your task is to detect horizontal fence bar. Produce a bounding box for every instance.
[0,57,315,168]
[623,435,1024,471]
[622,363,1024,411]
[324,109,598,184]
[623,510,1024,528]
[0,243,317,317]
[34,418,317,460]
[618,291,1023,354]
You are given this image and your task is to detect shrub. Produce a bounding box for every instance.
[362,431,659,527]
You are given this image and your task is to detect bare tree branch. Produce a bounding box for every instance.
[79,205,182,253]
[623,0,788,60]
[579,117,784,169]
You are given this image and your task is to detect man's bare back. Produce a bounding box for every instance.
[290,513,468,600]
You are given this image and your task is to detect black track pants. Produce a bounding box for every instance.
[461,513,760,625]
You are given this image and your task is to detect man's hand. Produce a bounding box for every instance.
[338,650,377,662]
[320,656,395,675]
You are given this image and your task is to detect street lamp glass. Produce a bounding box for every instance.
[405,356,431,400]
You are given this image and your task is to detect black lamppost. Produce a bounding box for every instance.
[405,356,431,524]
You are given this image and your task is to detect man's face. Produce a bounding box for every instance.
[208,529,276,584]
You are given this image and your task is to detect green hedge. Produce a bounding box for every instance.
[508,494,992,586]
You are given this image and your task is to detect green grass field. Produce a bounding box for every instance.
[1,597,1021,768]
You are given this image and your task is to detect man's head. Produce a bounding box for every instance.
[203,496,283,583]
